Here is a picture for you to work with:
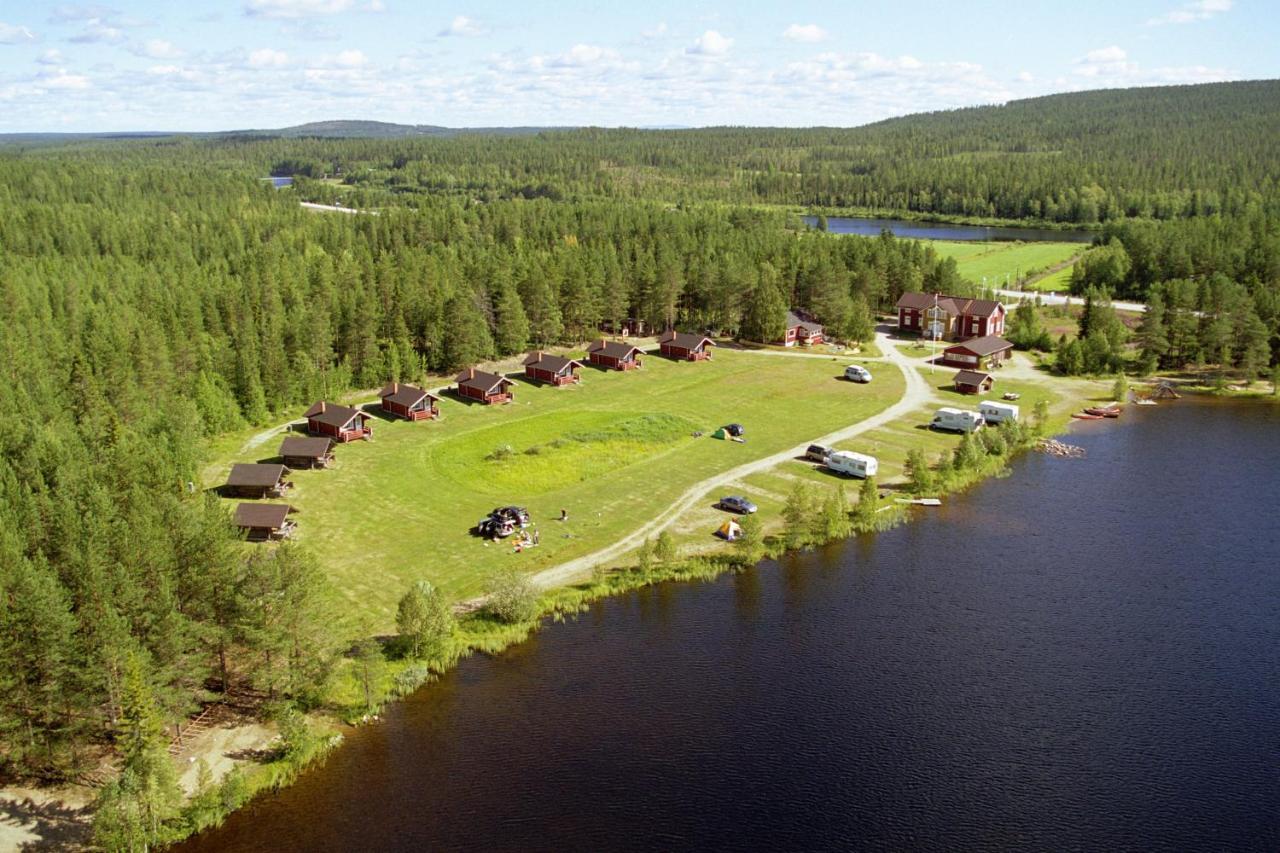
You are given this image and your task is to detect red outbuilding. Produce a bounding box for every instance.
[379,382,440,421]
[658,331,716,361]
[952,369,995,395]
[456,368,515,404]
[303,401,372,442]
[939,335,1015,369]
[585,339,644,371]
[522,352,584,385]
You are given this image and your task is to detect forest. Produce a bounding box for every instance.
[1,79,1278,844]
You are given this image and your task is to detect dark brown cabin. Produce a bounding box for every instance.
[585,339,643,371]
[940,335,1014,370]
[303,401,372,442]
[233,503,295,542]
[278,436,334,469]
[379,382,440,421]
[953,369,995,395]
[224,463,290,499]
[658,331,715,361]
[456,368,515,404]
[522,352,584,385]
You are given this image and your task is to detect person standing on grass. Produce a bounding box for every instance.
[560,508,568,521]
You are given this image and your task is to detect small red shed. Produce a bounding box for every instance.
[456,368,515,404]
[303,401,372,442]
[658,331,715,361]
[586,339,643,371]
[953,369,995,395]
[522,352,584,385]
[379,382,440,421]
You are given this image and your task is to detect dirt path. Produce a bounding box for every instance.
[524,327,936,591]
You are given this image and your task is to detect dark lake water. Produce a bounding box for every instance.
[179,398,1280,852]
[804,215,1096,243]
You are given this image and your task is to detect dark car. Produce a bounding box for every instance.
[490,506,531,527]
[723,423,745,437]
[717,495,758,514]
[806,444,831,463]
[476,516,516,539]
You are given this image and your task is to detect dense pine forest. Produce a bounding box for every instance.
[1,80,1278,838]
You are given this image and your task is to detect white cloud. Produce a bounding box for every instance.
[68,17,125,43]
[248,47,289,67]
[1071,44,1235,86]
[38,49,64,64]
[782,24,828,43]
[437,15,485,37]
[641,22,667,40]
[0,21,37,43]
[687,29,732,57]
[1147,0,1232,25]
[244,0,354,19]
[136,38,183,59]
[335,48,366,67]
[37,69,91,90]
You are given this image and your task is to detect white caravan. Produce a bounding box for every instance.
[931,407,985,433]
[978,401,1020,424]
[825,450,879,479]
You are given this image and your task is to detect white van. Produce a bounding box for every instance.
[825,450,879,479]
[979,400,1020,424]
[844,364,873,383]
[931,407,985,433]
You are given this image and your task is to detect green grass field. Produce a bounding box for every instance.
[211,350,903,619]
[930,241,1084,288]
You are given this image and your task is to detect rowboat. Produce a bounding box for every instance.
[1072,412,1104,420]
[1084,406,1121,418]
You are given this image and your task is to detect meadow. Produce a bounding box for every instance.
[931,241,1084,289]
[209,348,902,620]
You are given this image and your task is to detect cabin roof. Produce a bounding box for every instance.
[303,400,364,429]
[946,335,1014,356]
[455,368,513,394]
[233,503,291,529]
[785,311,824,332]
[379,382,437,407]
[659,330,716,349]
[896,292,1005,317]
[278,436,333,458]
[953,369,994,385]
[226,463,287,488]
[586,339,642,359]
[522,352,583,372]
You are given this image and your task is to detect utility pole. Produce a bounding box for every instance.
[930,292,937,374]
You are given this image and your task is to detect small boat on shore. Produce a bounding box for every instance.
[1134,399,1157,406]
[1072,412,1104,420]
[896,498,942,506]
[1084,406,1121,418]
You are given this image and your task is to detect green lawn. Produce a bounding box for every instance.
[930,241,1083,288]
[211,350,903,619]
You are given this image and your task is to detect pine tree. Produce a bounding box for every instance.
[493,284,530,357]
[396,580,454,660]
[905,448,937,495]
[853,477,879,530]
[441,292,495,369]
[782,483,816,549]
[734,512,764,566]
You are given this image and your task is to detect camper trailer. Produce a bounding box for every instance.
[931,407,985,433]
[978,400,1020,424]
[825,450,879,479]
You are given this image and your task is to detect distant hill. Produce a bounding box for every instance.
[224,120,565,139]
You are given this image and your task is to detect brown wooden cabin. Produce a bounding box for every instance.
[379,382,440,421]
[523,352,584,385]
[776,310,824,347]
[279,436,334,469]
[224,463,290,499]
[953,369,995,395]
[939,335,1014,370]
[658,331,715,361]
[233,503,296,542]
[456,368,515,404]
[897,293,1006,341]
[586,339,643,371]
[303,401,372,442]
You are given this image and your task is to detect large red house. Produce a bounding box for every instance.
[586,339,643,371]
[658,331,715,361]
[379,382,439,421]
[776,311,824,347]
[303,401,372,442]
[523,352,583,385]
[896,292,1006,341]
[456,368,515,404]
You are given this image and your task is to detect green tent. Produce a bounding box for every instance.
[711,427,727,439]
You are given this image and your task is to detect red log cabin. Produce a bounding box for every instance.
[586,339,643,371]
[303,401,372,442]
[953,369,995,395]
[939,335,1015,370]
[456,368,515,404]
[776,311,825,347]
[379,382,440,421]
[896,292,1006,341]
[522,352,584,385]
[658,331,716,361]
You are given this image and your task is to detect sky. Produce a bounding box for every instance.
[0,0,1276,132]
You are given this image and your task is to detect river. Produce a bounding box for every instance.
[803,215,1096,243]
[178,398,1280,852]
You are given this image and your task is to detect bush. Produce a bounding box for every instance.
[485,568,540,624]
[485,444,516,462]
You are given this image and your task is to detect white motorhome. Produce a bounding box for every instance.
[979,400,1019,424]
[931,407,985,433]
[825,450,879,479]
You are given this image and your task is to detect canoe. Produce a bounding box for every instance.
[1084,407,1121,418]
[1072,412,1104,420]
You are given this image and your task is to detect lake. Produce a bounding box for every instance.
[264,176,294,188]
[804,215,1096,243]
[178,398,1280,852]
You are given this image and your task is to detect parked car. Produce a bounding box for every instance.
[476,516,516,539]
[806,444,831,463]
[490,506,531,527]
[825,450,879,479]
[844,364,873,383]
[717,495,758,514]
[723,423,745,437]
